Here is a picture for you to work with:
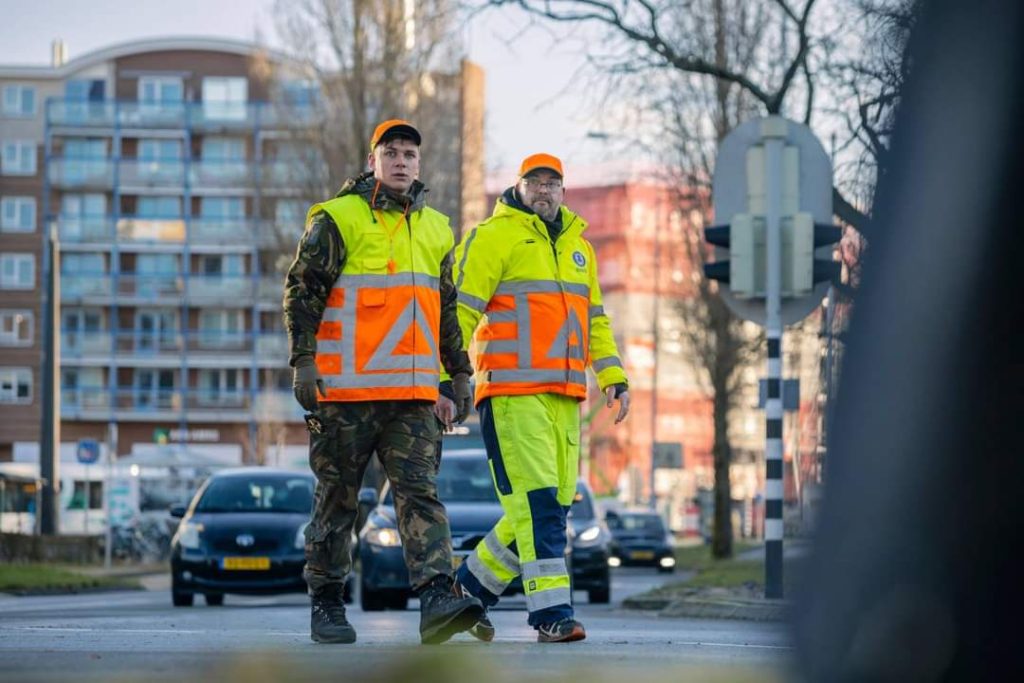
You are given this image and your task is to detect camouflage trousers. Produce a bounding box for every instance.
[303,400,454,594]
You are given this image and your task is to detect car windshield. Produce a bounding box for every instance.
[195,475,313,513]
[570,487,595,520]
[384,456,497,505]
[608,513,665,534]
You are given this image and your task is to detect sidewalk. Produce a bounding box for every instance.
[621,539,812,622]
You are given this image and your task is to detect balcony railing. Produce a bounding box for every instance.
[54,216,282,245]
[60,386,303,420]
[119,159,186,188]
[48,158,114,188]
[59,329,289,359]
[46,98,322,130]
[189,160,253,187]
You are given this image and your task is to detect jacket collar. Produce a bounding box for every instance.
[494,187,586,238]
[336,171,429,213]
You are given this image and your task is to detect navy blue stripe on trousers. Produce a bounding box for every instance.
[478,397,513,495]
[526,487,572,625]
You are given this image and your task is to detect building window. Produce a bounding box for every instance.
[0,310,33,346]
[138,139,182,161]
[134,369,176,410]
[138,76,183,103]
[0,367,32,404]
[69,480,104,510]
[199,254,244,277]
[200,197,245,219]
[66,79,105,101]
[201,77,248,121]
[1,141,37,175]
[198,368,243,406]
[137,196,182,219]
[0,253,34,289]
[2,85,36,117]
[1,196,36,232]
[199,309,244,348]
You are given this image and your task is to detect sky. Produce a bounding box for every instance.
[0,0,631,180]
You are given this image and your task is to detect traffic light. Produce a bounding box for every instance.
[704,212,841,299]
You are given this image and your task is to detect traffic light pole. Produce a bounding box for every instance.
[763,127,785,599]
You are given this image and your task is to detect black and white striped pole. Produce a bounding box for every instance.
[704,116,840,601]
[762,123,786,598]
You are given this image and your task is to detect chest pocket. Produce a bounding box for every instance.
[360,257,389,307]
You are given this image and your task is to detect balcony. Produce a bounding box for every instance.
[189,160,253,189]
[48,158,114,189]
[116,218,186,243]
[187,275,254,303]
[117,274,185,302]
[59,386,302,422]
[61,274,112,301]
[45,99,321,132]
[61,331,114,356]
[119,159,186,189]
[58,216,116,242]
[47,100,117,128]
[117,101,187,129]
[190,217,274,246]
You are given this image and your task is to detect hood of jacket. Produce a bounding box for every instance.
[335,171,429,213]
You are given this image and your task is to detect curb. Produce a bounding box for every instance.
[622,595,790,622]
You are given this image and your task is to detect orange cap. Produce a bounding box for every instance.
[369,119,422,149]
[518,153,564,179]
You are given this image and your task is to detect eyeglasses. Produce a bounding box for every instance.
[522,178,562,191]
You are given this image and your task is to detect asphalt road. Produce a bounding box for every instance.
[0,568,794,682]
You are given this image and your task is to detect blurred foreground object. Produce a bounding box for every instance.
[793,0,1024,680]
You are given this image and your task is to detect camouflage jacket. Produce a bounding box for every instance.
[282,172,472,378]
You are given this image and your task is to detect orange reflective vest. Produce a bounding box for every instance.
[452,199,627,404]
[309,194,453,402]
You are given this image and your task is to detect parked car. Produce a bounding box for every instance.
[569,479,612,603]
[169,467,351,606]
[358,448,574,611]
[606,510,677,573]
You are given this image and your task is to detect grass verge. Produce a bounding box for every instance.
[0,563,140,595]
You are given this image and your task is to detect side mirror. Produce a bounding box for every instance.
[169,504,186,519]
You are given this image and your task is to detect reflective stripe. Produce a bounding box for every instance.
[525,586,572,612]
[363,297,440,372]
[483,529,521,574]
[515,293,532,366]
[458,290,489,312]
[522,558,567,581]
[589,304,605,318]
[333,272,441,289]
[483,340,518,355]
[494,279,590,298]
[322,371,439,389]
[488,369,587,386]
[485,309,517,323]
[544,307,585,361]
[591,356,623,372]
[455,227,479,292]
[466,552,511,596]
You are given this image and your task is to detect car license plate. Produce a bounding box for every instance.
[222,556,270,570]
[630,550,655,560]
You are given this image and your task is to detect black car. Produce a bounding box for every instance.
[606,510,677,573]
[358,448,574,611]
[169,467,316,606]
[569,479,612,603]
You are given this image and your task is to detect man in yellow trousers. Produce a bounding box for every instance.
[448,153,630,643]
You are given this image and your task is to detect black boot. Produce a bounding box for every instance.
[310,584,357,644]
[418,575,484,645]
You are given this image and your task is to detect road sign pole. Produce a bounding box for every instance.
[763,120,785,599]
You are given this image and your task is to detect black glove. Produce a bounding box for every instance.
[452,373,472,423]
[293,357,325,412]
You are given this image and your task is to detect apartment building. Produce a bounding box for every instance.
[0,37,485,479]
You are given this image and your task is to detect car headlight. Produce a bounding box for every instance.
[575,525,601,546]
[365,527,401,547]
[295,522,308,550]
[176,522,203,550]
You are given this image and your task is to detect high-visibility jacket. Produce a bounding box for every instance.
[452,199,627,404]
[310,195,453,402]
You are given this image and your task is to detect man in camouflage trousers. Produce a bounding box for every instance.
[283,119,482,645]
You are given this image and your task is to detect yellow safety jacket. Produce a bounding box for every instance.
[310,194,453,402]
[452,198,627,404]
